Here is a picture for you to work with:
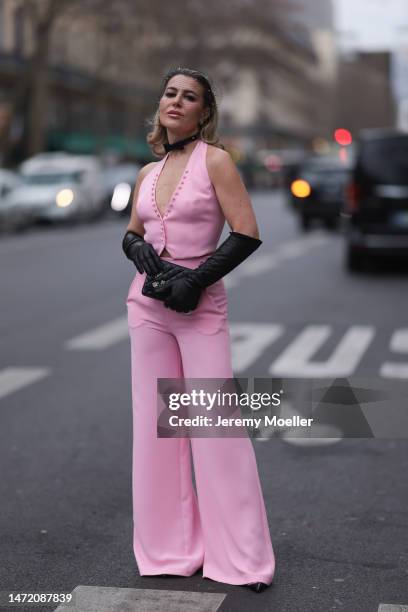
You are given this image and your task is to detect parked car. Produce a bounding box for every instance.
[0,169,25,232]
[4,152,107,225]
[103,163,140,216]
[343,129,408,271]
[289,159,351,230]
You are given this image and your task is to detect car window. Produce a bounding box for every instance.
[359,137,408,184]
[301,169,350,183]
[22,171,84,185]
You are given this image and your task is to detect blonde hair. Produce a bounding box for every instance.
[146,67,225,158]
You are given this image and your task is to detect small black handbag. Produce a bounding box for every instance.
[141,260,191,301]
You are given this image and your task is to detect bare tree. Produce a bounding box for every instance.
[0,0,72,162]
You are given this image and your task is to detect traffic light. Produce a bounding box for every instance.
[334,129,352,146]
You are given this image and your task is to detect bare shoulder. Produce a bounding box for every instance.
[139,161,158,179]
[132,161,158,192]
[206,143,237,183]
[206,144,232,168]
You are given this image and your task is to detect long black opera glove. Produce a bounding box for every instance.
[156,231,262,313]
[122,230,163,276]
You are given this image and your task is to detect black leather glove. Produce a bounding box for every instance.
[193,231,262,288]
[122,230,163,276]
[155,274,203,313]
[157,231,262,312]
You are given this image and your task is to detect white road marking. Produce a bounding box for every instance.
[254,399,343,446]
[270,325,375,377]
[230,323,284,372]
[234,253,279,275]
[53,585,226,612]
[0,367,50,401]
[1,322,406,406]
[280,430,343,446]
[65,317,129,350]
[275,242,307,259]
[224,233,329,288]
[279,398,344,445]
[378,605,408,611]
[380,329,408,379]
[61,314,407,380]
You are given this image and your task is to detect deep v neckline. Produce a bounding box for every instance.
[153,139,201,220]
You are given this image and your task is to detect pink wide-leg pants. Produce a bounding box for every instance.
[126,256,275,586]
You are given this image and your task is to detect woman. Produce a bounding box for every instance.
[122,67,275,593]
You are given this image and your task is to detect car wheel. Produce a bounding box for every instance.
[346,245,364,272]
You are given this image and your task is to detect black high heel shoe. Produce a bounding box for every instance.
[245,582,269,593]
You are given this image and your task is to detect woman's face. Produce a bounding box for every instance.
[159,74,208,136]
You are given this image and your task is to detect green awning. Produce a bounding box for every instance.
[47,131,152,159]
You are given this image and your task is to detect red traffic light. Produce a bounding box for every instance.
[334,128,352,146]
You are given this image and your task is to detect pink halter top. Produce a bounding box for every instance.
[136,139,226,259]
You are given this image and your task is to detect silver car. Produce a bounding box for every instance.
[5,153,107,224]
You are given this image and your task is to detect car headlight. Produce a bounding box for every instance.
[291,179,311,198]
[56,189,74,207]
[111,183,131,211]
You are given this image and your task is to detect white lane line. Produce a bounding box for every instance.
[224,233,329,288]
[230,323,284,372]
[0,367,50,401]
[270,325,375,377]
[378,605,408,611]
[275,242,307,259]
[53,585,226,612]
[65,317,129,350]
[381,329,408,379]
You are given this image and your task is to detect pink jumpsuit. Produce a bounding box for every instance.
[126,138,275,586]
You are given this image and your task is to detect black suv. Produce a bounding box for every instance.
[344,129,408,271]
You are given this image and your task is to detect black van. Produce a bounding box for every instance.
[344,129,408,271]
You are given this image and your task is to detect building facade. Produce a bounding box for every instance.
[0,0,153,163]
[219,0,338,151]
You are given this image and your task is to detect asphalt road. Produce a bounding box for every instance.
[1,192,407,612]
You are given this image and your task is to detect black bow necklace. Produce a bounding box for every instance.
[164,131,200,153]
